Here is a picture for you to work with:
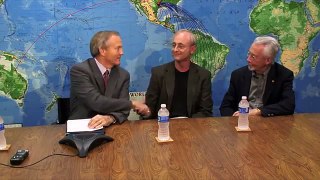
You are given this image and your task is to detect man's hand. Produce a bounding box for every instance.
[233,108,261,117]
[131,100,151,116]
[232,111,240,116]
[249,108,261,116]
[88,114,115,129]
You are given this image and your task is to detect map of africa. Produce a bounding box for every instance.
[0,0,319,126]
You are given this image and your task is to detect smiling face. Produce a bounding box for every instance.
[247,43,272,74]
[99,35,123,68]
[171,31,196,62]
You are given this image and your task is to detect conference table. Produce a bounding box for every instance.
[0,114,319,179]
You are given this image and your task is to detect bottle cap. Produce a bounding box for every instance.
[160,104,166,108]
[241,96,247,100]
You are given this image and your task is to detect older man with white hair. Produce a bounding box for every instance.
[220,36,295,117]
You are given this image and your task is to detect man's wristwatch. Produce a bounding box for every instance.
[256,108,261,115]
[110,115,117,124]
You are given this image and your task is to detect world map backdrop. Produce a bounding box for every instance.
[0,0,319,126]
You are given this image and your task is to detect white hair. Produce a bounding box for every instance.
[253,36,280,59]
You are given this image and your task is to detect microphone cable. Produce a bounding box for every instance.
[0,153,78,168]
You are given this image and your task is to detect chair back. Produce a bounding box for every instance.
[57,98,70,124]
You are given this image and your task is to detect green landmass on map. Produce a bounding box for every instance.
[250,0,320,75]
[306,0,320,24]
[129,0,229,77]
[311,52,319,68]
[46,93,59,112]
[0,51,27,104]
[129,0,178,30]
[192,31,229,76]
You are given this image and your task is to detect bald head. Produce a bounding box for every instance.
[173,29,196,46]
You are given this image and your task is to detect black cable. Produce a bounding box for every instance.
[0,153,78,168]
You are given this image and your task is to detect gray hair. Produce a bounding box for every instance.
[90,31,120,57]
[173,29,196,46]
[253,36,280,59]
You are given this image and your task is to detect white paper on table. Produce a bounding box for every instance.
[66,119,103,133]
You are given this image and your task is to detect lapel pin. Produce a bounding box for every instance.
[272,80,275,83]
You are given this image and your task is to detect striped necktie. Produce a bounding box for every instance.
[103,70,109,91]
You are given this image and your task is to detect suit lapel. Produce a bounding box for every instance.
[165,62,175,110]
[243,68,252,96]
[263,64,276,104]
[187,63,198,116]
[88,59,105,94]
[105,67,118,97]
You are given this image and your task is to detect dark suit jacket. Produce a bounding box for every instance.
[69,58,131,123]
[146,61,213,119]
[220,63,295,117]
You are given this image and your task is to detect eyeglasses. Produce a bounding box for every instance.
[247,52,266,61]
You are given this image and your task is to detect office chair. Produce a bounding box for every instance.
[56,97,70,124]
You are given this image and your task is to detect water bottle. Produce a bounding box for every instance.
[0,116,7,149]
[158,104,170,141]
[238,96,249,130]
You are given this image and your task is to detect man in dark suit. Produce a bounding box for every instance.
[69,31,148,128]
[139,29,213,118]
[220,36,295,117]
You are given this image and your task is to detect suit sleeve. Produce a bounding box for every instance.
[70,65,132,115]
[108,73,130,124]
[191,71,213,117]
[145,68,161,119]
[260,71,295,116]
[220,71,239,116]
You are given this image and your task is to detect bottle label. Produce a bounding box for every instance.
[0,124,4,131]
[239,107,249,113]
[158,116,169,122]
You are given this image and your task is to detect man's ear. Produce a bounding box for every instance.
[190,44,196,55]
[98,47,105,56]
[265,57,272,65]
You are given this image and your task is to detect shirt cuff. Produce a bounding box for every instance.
[110,115,117,124]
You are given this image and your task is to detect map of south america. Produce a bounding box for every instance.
[129,0,230,77]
